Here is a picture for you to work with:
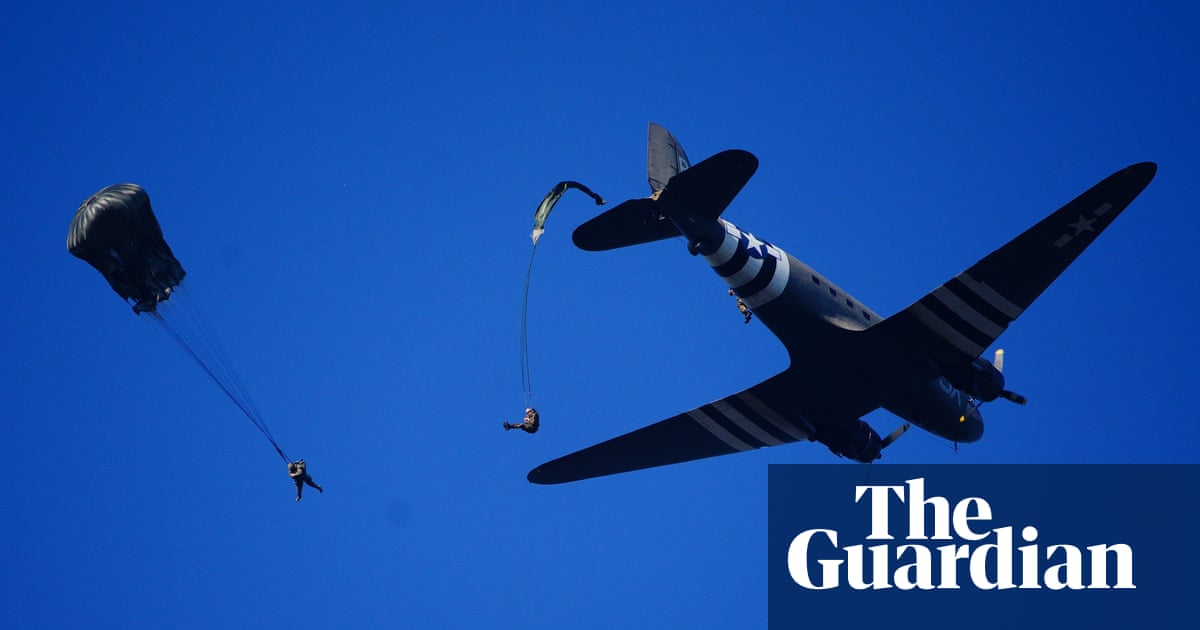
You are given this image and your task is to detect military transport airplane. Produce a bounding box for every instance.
[527,123,1156,484]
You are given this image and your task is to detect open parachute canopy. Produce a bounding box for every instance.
[530,181,605,245]
[67,183,186,312]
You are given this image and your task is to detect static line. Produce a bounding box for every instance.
[520,243,538,409]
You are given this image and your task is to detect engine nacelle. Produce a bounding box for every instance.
[819,419,884,463]
[942,357,1006,402]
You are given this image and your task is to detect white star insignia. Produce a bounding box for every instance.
[744,232,767,258]
[1067,214,1096,236]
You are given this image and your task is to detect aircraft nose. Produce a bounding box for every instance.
[955,410,984,443]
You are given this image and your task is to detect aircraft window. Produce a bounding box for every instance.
[863,311,872,321]
[846,298,854,308]
[829,287,837,297]
[811,275,821,285]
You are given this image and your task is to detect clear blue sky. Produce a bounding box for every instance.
[3,2,1197,627]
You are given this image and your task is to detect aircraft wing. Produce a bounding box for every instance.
[866,162,1156,367]
[527,370,812,484]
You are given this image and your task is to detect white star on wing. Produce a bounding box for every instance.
[1068,214,1096,236]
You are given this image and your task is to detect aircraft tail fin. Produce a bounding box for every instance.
[573,144,758,251]
[571,121,690,252]
[648,122,691,194]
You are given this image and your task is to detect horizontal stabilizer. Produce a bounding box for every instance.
[572,198,679,251]
[572,149,759,252]
[658,149,758,223]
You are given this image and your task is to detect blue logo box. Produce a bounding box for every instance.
[768,465,1197,627]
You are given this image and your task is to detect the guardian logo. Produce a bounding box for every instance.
[786,478,1135,590]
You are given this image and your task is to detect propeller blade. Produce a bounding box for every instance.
[1001,390,1028,405]
[881,423,910,448]
[993,349,1027,404]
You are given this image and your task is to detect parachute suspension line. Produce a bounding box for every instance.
[519,243,539,409]
[149,280,291,464]
[67,184,293,464]
[520,181,605,410]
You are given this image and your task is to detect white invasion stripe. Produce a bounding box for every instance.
[739,392,808,441]
[726,254,764,287]
[931,285,1007,336]
[688,409,756,452]
[956,273,1025,319]
[743,245,790,309]
[712,400,784,446]
[705,222,741,266]
[910,303,985,356]
[1093,202,1114,217]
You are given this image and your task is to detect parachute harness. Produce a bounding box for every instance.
[520,181,605,410]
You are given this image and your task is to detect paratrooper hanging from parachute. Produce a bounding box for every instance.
[68,184,316,501]
[517,180,606,432]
